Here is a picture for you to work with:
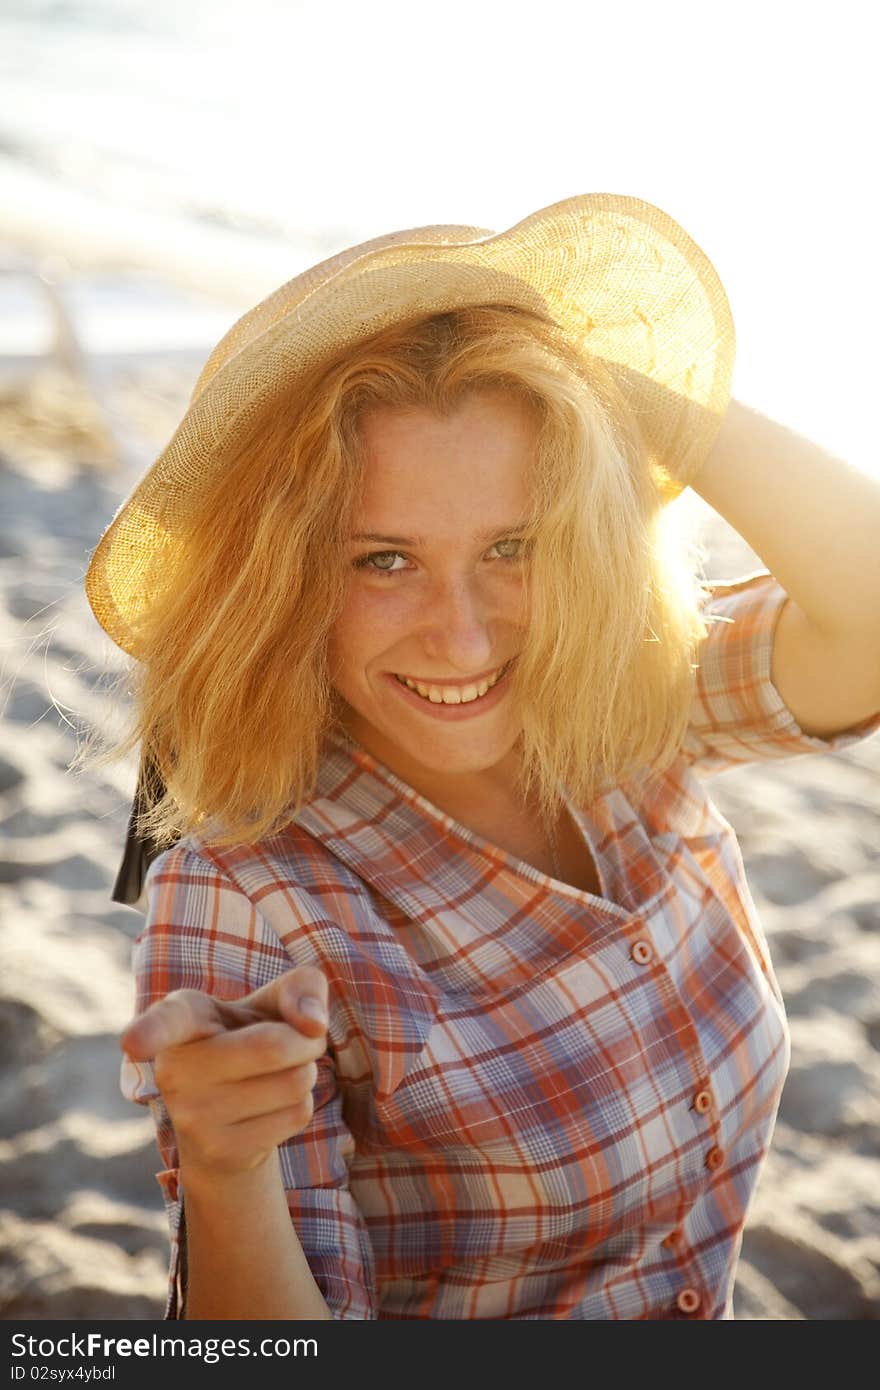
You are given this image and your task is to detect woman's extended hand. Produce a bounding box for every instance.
[119,967,329,1178]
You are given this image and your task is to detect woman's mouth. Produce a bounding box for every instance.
[394,661,509,704]
[385,660,514,718]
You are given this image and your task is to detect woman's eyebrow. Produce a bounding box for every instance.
[350,522,531,546]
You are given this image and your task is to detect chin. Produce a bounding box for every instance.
[387,724,518,776]
[345,710,510,775]
[407,744,504,776]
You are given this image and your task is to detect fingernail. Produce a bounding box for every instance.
[298,995,328,1027]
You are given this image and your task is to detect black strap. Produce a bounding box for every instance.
[111,752,178,906]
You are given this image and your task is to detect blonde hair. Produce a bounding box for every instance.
[79,304,713,849]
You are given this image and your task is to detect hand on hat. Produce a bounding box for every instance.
[120,967,329,1179]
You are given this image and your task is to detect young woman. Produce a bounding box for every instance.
[85,194,880,1320]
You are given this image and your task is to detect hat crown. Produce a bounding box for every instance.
[192,222,495,403]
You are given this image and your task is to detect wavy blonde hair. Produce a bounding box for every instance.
[80,304,713,849]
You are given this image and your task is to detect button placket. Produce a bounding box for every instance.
[662,1086,721,1264]
[661,1230,706,1317]
[623,914,718,1315]
[692,1083,723,1176]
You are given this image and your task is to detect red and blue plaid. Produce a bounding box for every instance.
[121,571,880,1319]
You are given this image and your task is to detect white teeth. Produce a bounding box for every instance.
[396,664,507,704]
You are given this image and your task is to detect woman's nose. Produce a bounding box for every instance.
[417,576,495,673]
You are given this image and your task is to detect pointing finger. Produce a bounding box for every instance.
[120,966,330,1061]
[121,989,244,1061]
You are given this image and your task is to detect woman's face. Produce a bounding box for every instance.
[328,390,534,793]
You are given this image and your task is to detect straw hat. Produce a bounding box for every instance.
[85,192,735,657]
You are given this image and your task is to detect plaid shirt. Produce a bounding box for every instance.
[121,570,880,1320]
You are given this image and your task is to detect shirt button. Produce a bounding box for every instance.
[705,1145,725,1171]
[676,1288,701,1315]
[631,940,654,965]
[693,1089,713,1115]
[662,1230,683,1250]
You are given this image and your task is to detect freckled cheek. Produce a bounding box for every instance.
[489,571,530,630]
[506,577,530,627]
[328,587,418,685]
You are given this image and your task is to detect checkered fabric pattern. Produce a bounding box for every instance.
[120,570,880,1319]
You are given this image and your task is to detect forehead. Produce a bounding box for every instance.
[354,392,536,526]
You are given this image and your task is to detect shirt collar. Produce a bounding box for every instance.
[291,732,625,923]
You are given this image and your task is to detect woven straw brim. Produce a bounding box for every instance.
[85,193,735,657]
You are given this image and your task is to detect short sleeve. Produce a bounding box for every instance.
[120,841,377,1320]
[680,569,880,777]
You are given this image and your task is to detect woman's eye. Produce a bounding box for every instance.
[353,541,525,574]
[489,538,523,560]
[355,550,408,574]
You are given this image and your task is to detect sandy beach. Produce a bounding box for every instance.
[1,242,879,1321]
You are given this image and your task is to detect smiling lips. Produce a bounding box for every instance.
[392,661,510,705]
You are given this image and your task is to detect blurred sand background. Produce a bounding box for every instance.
[1,0,879,1322]
[2,246,879,1322]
